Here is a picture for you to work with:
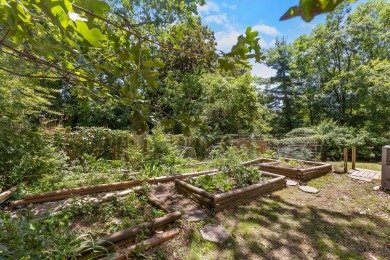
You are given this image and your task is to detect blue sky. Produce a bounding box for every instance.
[197,0,364,78]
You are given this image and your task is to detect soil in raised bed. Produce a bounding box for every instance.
[148,182,206,212]
[273,159,316,169]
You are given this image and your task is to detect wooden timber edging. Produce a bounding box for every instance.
[245,157,332,181]
[175,172,286,212]
[0,186,18,204]
[76,211,182,257]
[111,229,180,260]
[10,169,219,208]
[240,158,278,166]
[76,193,181,257]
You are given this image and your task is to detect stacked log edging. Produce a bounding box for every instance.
[10,169,218,208]
[75,193,181,259]
[241,158,332,181]
[175,172,286,212]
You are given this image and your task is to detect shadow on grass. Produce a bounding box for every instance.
[217,195,390,259]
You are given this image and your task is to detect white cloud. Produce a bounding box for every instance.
[204,14,228,25]
[215,30,241,52]
[197,2,277,78]
[251,62,276,79]
[197,1,220,15]
[222,2,237,10]
[252,24,280,37]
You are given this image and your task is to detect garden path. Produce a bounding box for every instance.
[348,168,381,182]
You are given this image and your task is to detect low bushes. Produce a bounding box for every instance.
[51,127,137,161]
[273,121,388,160]
[0,211,81,259]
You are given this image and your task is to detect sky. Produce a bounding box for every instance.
[196,0,364,78]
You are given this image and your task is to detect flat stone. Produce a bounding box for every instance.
[183,209,209,222]
[286,180,298,186]
[349,175,372,182]
[299,186,319,194]
[373,186,381,191]
[200,224,230,243]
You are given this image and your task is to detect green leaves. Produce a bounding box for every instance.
[73,0,110,16]
[218,27,264,72]
[72,20,107,46]
[280,0,357,22]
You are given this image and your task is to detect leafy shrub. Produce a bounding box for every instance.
[278,120,389,160]
[0,121,68,190]
[0,211,81,259]
[189,166,263,193]
[209,142,259,169]
[145,127,184,167]
[230,165,262,188]
[52,126,137,161]
[189,173,233,193]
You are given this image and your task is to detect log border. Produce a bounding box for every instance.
[10,169,219,208]
[175,171,286,212]
[75,192,182,258]
[241,157,332,181]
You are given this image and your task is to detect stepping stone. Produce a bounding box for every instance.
[183,209,209,222]
[200,224,230,243]
[349,175,372,182]
[299,186,319,194]
[373,186,381,191]
[286,180,298,186]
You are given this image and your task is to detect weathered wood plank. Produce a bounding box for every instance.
[112,229,180,260]
[76,211,181,255]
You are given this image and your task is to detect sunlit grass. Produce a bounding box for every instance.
[326,161,381,172]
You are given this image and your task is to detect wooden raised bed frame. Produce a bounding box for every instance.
[10,169,219,208]
[175,172,286,212]
[76,191,181,259]
[242,158,332,181]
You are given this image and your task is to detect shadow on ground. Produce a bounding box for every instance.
[216,194,390,259]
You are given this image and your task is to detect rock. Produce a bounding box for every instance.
[349,175,372,182]
[183,209,209,222]
[286,180,298,186]
[200,224,230,243]
[373,186,381,191]
[299,186,319,194]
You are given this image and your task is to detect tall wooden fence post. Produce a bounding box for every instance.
[343,148,348,173]
[352,147,356,170]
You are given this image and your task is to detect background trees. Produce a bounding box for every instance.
[264,0,390,140]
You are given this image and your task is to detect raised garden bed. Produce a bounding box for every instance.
[175,166,286,212]
[60,190,182,258]
[242,157,332,181]
[10,169,219,208]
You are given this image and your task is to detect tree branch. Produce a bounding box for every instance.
[0,41,122,94]
[72,4,207,58]
[0,67,66,79]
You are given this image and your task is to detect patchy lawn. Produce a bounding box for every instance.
[147,173,390,260]
[327,161,382,172]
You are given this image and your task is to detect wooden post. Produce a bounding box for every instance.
[343,148,348,173]
[352,147,356,170]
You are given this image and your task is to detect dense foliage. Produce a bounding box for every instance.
[264,0,390,158]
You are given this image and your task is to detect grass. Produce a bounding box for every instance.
[147,173,390,260]
[327,161,382,172]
